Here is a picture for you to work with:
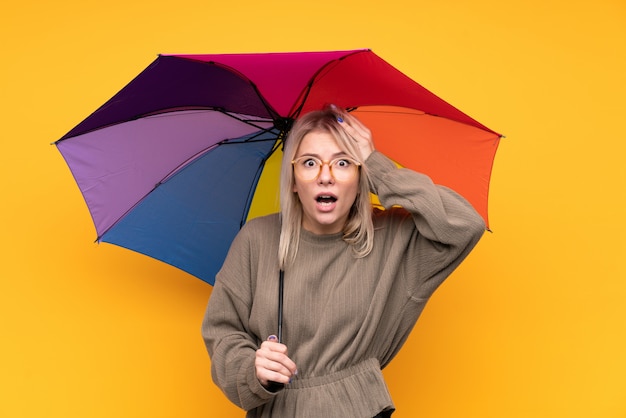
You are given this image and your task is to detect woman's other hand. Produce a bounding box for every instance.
[255,335,298,388]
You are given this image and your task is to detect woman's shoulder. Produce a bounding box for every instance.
[227,213,280,259]
[240,213,281,237]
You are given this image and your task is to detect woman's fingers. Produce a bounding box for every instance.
[339,113,374,161]
[255,338,298,387]
[329,104,375,162]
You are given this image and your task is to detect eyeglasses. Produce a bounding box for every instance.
[292,156,361,181]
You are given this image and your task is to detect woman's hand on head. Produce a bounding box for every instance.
[255,335,298,388]
[334,108,375,162]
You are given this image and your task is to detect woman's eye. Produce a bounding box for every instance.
[336,159,350,168]
[303,159,318,168]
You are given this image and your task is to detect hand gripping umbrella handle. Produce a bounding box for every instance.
[266,269,285,392]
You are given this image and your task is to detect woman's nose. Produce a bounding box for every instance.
[317,163,334,183]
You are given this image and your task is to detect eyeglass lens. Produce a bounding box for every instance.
[292,157,359,181]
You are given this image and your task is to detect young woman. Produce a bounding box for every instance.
[202,106,485,417]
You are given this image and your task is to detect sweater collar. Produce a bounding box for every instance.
[300,227,344,245]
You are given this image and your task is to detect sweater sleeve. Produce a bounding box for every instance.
[201,223,276,411]
[366,150,486,299]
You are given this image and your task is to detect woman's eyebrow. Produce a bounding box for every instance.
[295,151,349,159]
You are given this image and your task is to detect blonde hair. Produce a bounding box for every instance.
[278,107,374,269]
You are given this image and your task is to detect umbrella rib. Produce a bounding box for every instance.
[56,107,277,143]
[239,137,284,229]
[96,132,283,243]
[214,108,278,133]
[155,107,283,185]
[94,141,221,241]
[159,124,281,186]
[96,123,284,242]
[288,49,368,120]
[202,60,281,121]
[289,78,314,120]
[352,107,506,135]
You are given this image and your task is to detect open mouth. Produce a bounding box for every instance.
[316,195,337,205]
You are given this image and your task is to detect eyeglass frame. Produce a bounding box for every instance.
[291,155,362,181]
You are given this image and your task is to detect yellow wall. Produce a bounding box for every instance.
[2,1,625,417]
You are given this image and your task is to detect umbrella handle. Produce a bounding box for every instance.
[266,269,285,392]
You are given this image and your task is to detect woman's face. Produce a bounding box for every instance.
[292,130,359,235]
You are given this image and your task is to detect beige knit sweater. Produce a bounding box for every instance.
[202,151,485,418]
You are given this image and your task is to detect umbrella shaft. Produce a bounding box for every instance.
[266,269,285,392]
[277,269,284,342]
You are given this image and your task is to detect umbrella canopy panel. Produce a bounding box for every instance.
[102,129,280,283]
[59,56,279,139]
[353,106,499,225]
[57,110,274,238]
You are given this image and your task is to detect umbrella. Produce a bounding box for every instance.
[55,49,501,286]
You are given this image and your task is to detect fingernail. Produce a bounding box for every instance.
[337,116,343,123]
[268,335,277,341]
[329,103,337,109]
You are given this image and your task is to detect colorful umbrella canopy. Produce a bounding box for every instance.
[55,49,501,285]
